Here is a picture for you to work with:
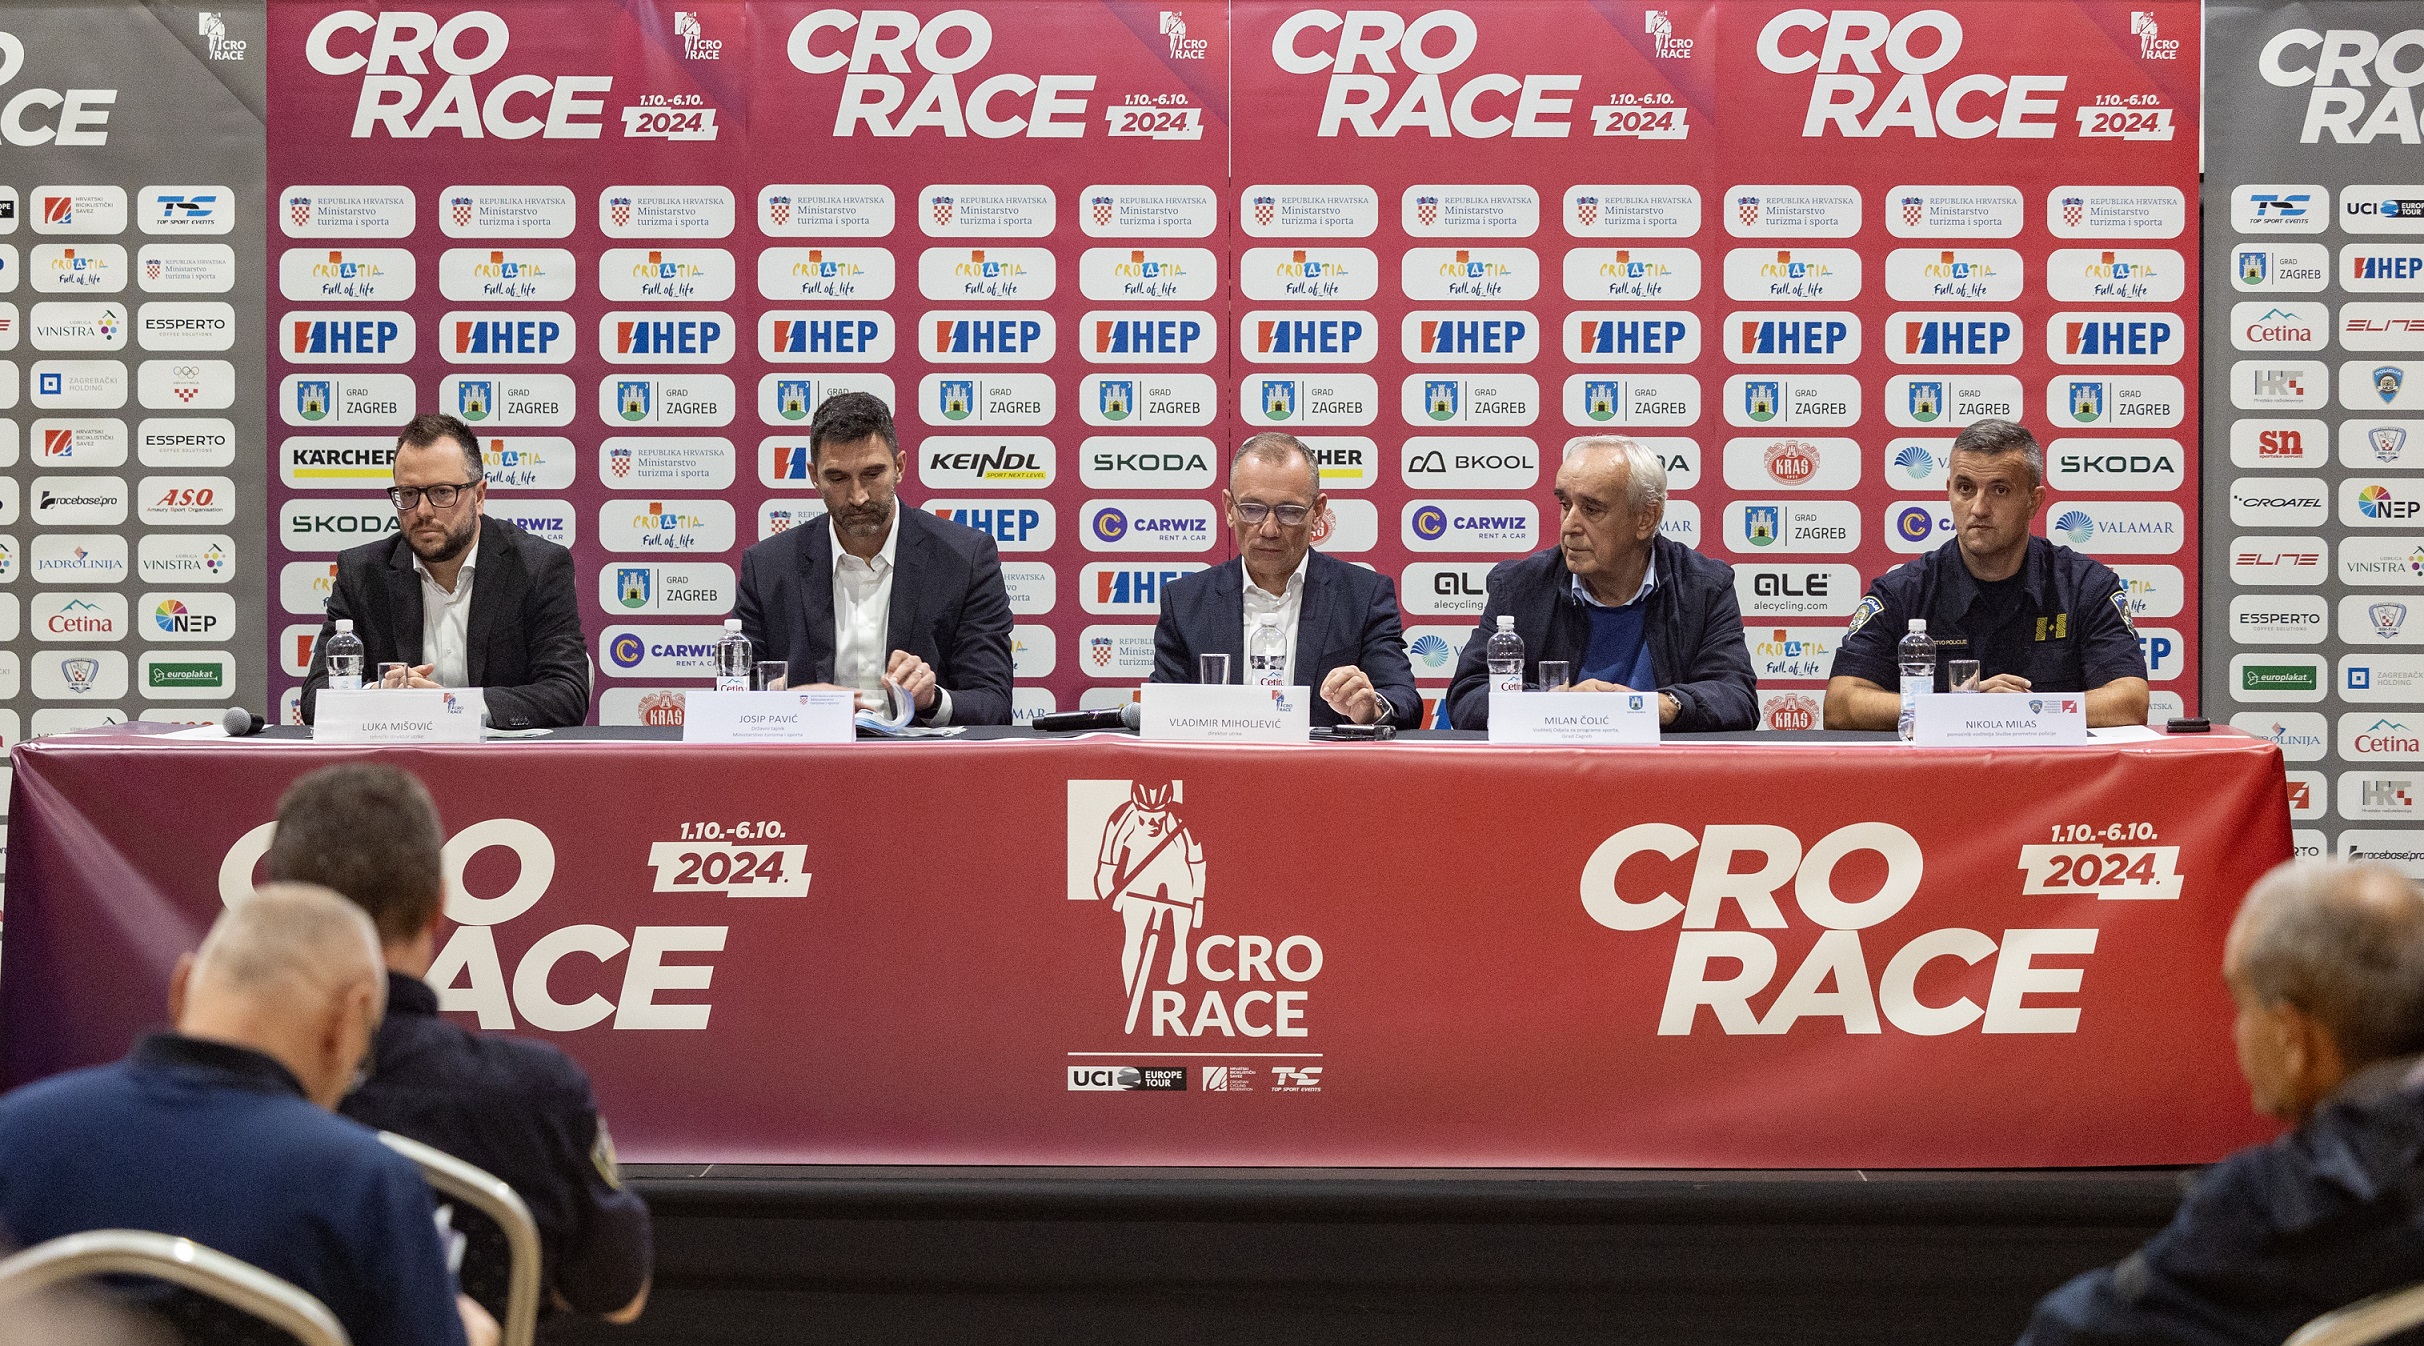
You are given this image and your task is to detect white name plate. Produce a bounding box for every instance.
[1488,690,1660,744]
[1913,692,2087,746]
[684,689,856,743]
[1140,683,1312,743]
[314,688,484,743]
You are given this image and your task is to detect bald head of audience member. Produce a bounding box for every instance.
[2225,860,2424,1123]
[169,884,386,1111]
[263,763,448,976]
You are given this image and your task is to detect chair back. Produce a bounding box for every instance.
[378,1130,541,1346]
[2288,1282,2424,1346]
[0,1228,349,1346]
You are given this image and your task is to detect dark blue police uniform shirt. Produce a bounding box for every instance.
[2020,1055,2424,1346]
[1830,535,2147,694]
[342,972,651,1323]
[0,1033,467,1346]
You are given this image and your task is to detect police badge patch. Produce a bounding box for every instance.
[2110,587,2135,631]
[1847,595,1883,635]
[591,1116,623,1190]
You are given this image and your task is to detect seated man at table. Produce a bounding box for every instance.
[1443,436,1756,732]
[1825,417,2148,729]
[264,763,653,1329]
[302,412,590,729]
[2020,859,2424,1345]
[1149,433,1420,729]
[735,391,1013,725]
[0,883,493,1346]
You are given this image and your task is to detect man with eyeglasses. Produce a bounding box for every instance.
[1148,433,1420,729]
[301,414,591,728]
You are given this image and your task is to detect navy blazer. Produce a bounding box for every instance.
[734,506,1015,726]
[1444,534,1758,732]
[1149,551,1421,730]
[301,516,591,729]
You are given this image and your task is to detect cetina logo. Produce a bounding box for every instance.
[1066,780,1323,1042]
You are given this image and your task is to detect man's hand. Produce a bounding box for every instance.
[379,663,443,689]
[886,650,939,711]
[1978,673,2032,694]
[1319,666,1386,724]
[797,681,887,712]
[1569,680,1678,725]
[459,1294,500,1346]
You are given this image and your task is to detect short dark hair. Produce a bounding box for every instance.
[809,391,898,460]
[263,764,446,944]
[398,414,484,480]
[1949,417,2043,488]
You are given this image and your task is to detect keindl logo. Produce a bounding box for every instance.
[1754,10,2067,138]
[304,11,615,140]
[788,11,1097,138]
[1582,821,2155,1035]
[1068,780,1323,1039]
[2264,32,2424,143]
[223,819,731,1031]
[674,10,721,59]
[1269,9,1585,138]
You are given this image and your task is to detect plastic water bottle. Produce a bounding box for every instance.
[1249,614,1287,687]
[1487,615,1524,693]
[714,619,751,692]
[1898,619,1935,741]
[324,618,364,691]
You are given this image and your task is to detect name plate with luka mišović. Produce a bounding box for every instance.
[313,689,485,744]
[1487,690,1660,744]
[1140,684,1312,743]
[1913,692,2088,747]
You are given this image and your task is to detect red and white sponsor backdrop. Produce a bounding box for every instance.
[4,731,2287,1166]
[264,2,2200,726]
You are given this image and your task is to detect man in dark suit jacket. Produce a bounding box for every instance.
[1150,434,1419,729]
[734,392,1013,726]
[302,415,589,728]
[1445,437,1756,732]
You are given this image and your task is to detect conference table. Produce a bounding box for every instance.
[1,722,2289,1171]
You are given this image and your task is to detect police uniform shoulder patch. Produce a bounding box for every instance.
[591,1117,624,1190]
[2109,586,2135,631]
[1847,595,1884,636]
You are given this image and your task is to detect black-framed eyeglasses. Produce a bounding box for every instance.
[387,480,483,511]
[1235,502,1312,527]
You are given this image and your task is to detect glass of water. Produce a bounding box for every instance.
[1538,661,1572,692]
[1198,653,1231,684]
[753,661,789,691]
[1949,659,1982,692]
[377,662,412,688]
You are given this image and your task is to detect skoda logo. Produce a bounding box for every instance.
[1093,507,1128,542]
[1412,505,1448,540]
[609,633,645,668]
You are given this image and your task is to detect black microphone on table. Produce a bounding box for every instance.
[1030,703,1142,733]
[221,707,267,737]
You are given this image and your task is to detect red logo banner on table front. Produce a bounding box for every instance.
[263,2,2199,729]
[4,733,2286,1167]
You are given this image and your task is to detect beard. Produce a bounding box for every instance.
[832,495,894,543]
[408,510,479,566]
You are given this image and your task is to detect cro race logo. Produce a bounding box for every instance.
[1755,9,2073,139]
[220,818,727,1031]
[1579,821,2178,1036]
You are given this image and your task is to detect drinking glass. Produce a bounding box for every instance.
[1198,653,1231,684]
[1538,661,1572,692]
[753,661,789,691]
[1949,659,1982,692]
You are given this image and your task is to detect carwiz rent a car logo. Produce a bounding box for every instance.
[1579,821,2174,1036]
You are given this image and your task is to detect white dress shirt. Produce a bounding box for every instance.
[415,547,477,688]
[831,510,951,724]
[1240,552,1309,686]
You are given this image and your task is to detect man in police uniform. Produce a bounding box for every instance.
[2021,860,2424,1343]
[265,764,652,1329]
[1824,418,2148,729]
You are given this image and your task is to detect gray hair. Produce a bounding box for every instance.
[1950,417,2044,489]
[2230,859,2424,1065]
[197,882,385,1008]
[1562,436,1668,515]
[1230,432,1319,498]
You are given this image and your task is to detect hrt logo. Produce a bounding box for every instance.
[1068,779,1321,1039]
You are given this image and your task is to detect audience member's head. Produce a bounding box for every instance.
[170,884,385,1110]
[263,764,447,955]
[2225,859,2424,1122]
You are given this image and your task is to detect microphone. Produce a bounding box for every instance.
[221,707,267,737]
[1030,703,1142,733]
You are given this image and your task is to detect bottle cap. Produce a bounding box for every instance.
[335,618,354,632]
[724,618,743,632]
[1497,615,1514,630]
[1908,619,1926,633]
